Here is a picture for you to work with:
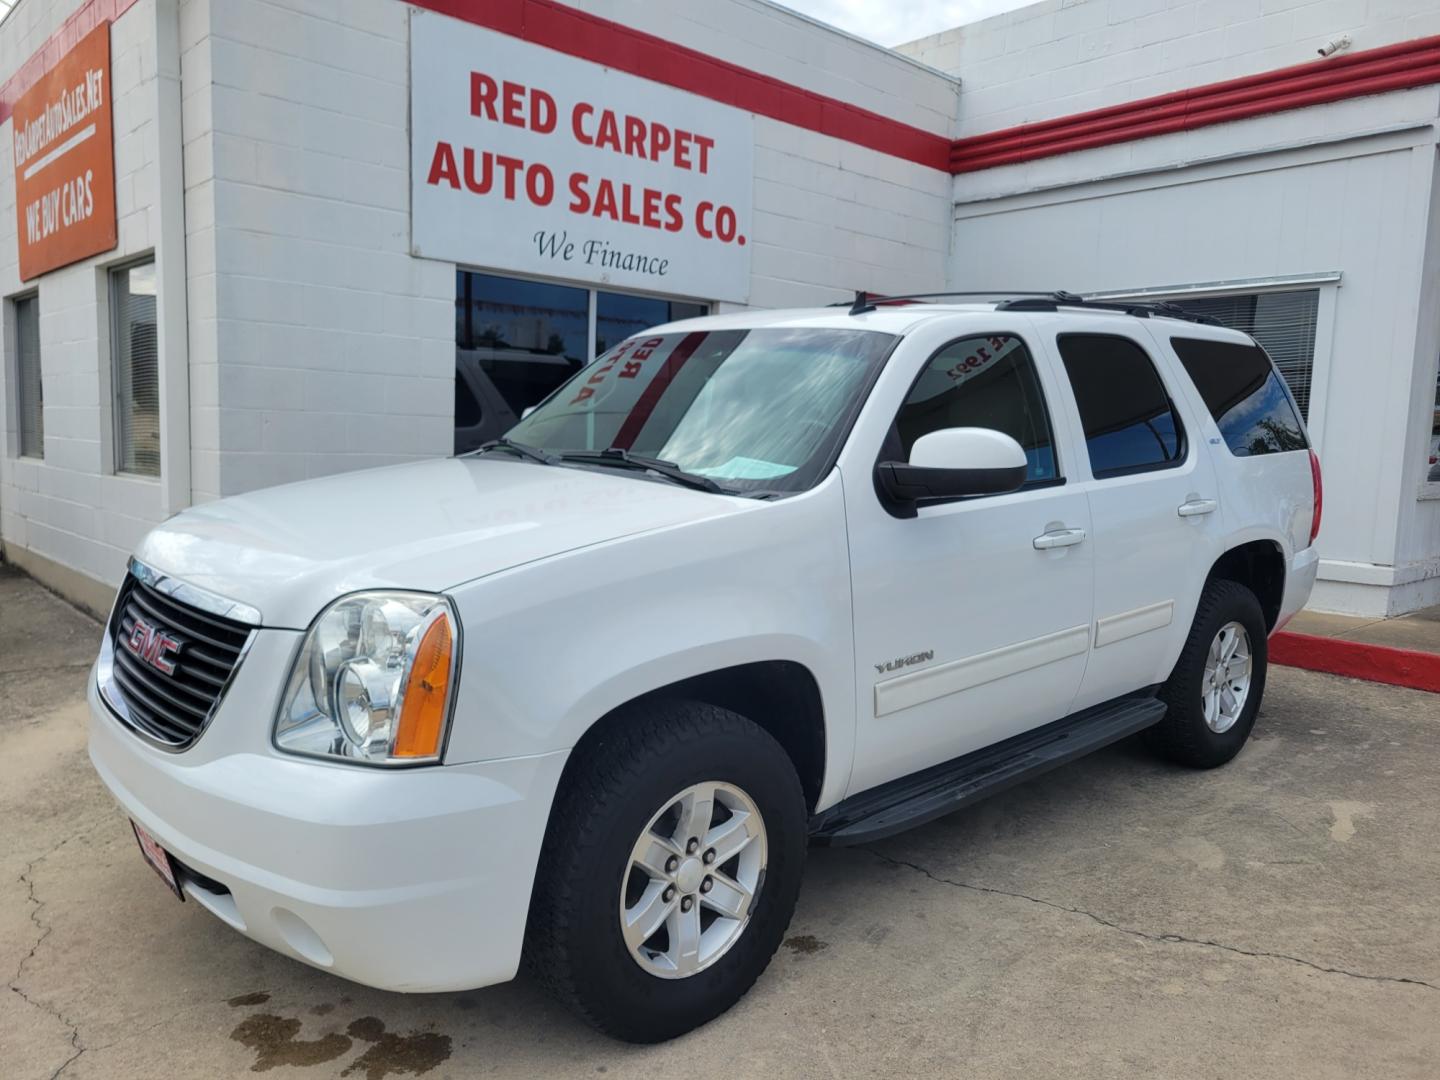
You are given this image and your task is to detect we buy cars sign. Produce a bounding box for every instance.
[11,22,117,281]
[410,10,754,303]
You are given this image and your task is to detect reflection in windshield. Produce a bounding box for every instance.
[505,328,895,494]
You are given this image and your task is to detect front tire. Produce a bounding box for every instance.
[525,700,807,1043]
[1149,578,1268,768]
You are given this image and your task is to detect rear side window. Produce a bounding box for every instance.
[895,334,1059,484]
[1170,337,1308,456]
[1057,334,1185,478]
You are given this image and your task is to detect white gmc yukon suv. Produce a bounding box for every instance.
[88,293,1321,1042]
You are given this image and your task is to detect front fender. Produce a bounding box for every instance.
[443,477,856,811]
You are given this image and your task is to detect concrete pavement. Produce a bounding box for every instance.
[1287,604,1440,654]
[4,563,1439,1079]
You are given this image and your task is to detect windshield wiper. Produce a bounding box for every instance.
[557,448,730,494]
[473,437,558,465]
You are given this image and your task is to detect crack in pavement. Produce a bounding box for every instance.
[6,818,247,1077]
[868,848,1440,993]
[9,827,104,1080]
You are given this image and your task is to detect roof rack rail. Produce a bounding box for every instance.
[839,289,1221,325]
[994,293,1221,324]
[840,290,1058,316]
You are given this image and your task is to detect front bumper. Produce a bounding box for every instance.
[86,645,568,993]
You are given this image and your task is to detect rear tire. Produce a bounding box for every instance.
[1149,578,1268,768]
[525,700,807,1043]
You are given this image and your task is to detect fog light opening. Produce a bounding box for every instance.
[271,907,334,967]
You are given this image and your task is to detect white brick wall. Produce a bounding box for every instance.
[898,0,1440,137]
[906,0,1440,615]
[0,0,171,587]
[569,0,959,136]
[185,0,452,498]
[1,0,961,593]
[748,118,952,305]
[560,0,959,304]
[188,0,958,495]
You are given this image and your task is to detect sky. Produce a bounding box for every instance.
[0,1,1027,47]
[773,0,1035,47]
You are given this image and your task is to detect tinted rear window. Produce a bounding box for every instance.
[1171,337,1307,456]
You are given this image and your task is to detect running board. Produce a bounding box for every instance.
[809,696,1167,847]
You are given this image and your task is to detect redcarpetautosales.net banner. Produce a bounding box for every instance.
[409,10,755,303]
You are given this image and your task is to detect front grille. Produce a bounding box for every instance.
[104,572,253,749]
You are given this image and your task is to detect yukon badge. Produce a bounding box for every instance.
[124,616,181,676]
[875,649,935,675]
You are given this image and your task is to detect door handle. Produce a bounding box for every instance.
[1177,498,1218,517]
[1033,527,1087,550]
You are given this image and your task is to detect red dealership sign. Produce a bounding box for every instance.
[410,9,754,302]
[11,22,117,281]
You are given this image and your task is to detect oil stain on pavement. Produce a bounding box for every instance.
[229,1013,353,1071]
[783,934,829,954]
[342,1017,452,1079]
[228,998,451,1077]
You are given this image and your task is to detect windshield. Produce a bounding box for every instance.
[504,327,896,493]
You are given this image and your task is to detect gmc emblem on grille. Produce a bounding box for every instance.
[124,617,181,675]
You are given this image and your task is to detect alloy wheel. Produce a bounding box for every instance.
[1202,620,1252,733]
[619,780,767,979]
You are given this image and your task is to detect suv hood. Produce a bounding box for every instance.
[134,457,753,628]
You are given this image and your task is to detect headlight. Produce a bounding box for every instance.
[274,592,459,765]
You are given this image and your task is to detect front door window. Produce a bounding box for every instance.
[894,333,1059,486]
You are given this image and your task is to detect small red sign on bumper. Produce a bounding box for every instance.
[131,820,183,901]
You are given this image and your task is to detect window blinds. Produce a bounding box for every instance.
[113,260,160,476]
[1170,290,1319,420]
[15,294,42,458]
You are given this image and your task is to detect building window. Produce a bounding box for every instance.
[595,291,707,355]
[455,271,589,419]
[13,293,42,458]
[1165,290,1319,420]
[453,269,709,432]
[1428,363,1440,484]
[1057,333,1185,478]
[111,258,160,477]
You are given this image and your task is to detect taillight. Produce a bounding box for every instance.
[1308,449,1322,547]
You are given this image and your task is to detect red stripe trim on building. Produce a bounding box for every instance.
[410,0,953,171]
[951,33,1440,174]
[1269,631,1440,694]
[0,0,140,124]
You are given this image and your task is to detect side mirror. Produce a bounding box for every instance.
[877,427,1028,503]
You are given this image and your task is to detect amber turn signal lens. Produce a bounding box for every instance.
[392,612,454,759]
